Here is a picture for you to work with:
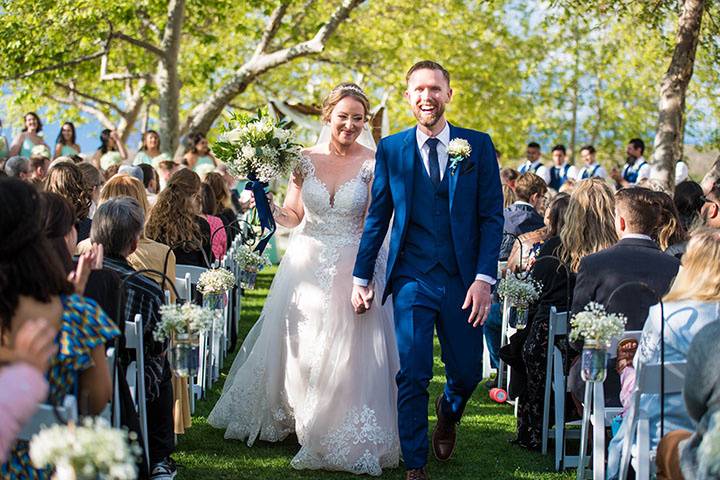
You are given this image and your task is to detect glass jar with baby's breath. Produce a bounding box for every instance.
[570,302,627,384]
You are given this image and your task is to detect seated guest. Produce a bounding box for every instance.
[44,161,94,242]
[77,174,177,298]
[3,156,30,181]
[502,183,517,209]
[500,167,519,189]
[200,183,227,261]
[90,197,177,479]
[499,172,548,260]
[607,229,720,479]
[204,172,239,247]
[674,181,705,232]
[138,163,159,205]
[511,179,616,450]
[569,187,681,405]
[0,319,54,463]
[507,193,570,272]
[0,178,119,478]
[29,152,50,185]
[156,160,179,192]
[653,190,689,253]
[77,162,104,219]
[700,182,720,229]
[146,169,213,267]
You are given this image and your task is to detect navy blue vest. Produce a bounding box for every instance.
[549,164,570,190]
[622,160,647,184]
[401,153,458,275]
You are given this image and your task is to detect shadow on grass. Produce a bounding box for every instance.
[176,267,575,480]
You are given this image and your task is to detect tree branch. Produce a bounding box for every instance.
[111,32,164,57]
[99,54,153,81]
[253,1,291,58]
[44,94,116,131]
[54,81,123,114]
[4,40,112,81]
[137,8,162,38]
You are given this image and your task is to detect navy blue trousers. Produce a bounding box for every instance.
[391,264,485,469]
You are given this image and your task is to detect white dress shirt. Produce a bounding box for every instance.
[552,162,580,182]
[519,159,551,185]
[621,156,651,184]
[579,162,607,179]
[354,122,495,287]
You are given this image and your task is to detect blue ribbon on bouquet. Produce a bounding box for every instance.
[245,174,275,255]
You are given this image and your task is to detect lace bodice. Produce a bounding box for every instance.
[297,156,374,244]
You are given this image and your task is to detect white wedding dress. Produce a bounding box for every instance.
[208,155,400,476]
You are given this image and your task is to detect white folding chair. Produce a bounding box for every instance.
[100,347,121,428]
[125,314,150,467]
[175,264,208,287]
[619,360,687,480]
[576,330,642,480]
[497,296,518,411]
[18,395,78,441]
[174,273,191,304]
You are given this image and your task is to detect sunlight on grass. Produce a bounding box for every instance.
[175,266,575,479]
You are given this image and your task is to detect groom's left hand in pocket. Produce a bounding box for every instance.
[463,280,492,328]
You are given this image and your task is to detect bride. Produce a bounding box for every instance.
[208,83,400,476]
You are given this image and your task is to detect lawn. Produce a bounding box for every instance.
[174,267,576,480]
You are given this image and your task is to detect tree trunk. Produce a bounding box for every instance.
[650,0,705,188]
[569,20,580,163]
[155,0,185,156]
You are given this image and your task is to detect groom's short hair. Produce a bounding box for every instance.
[406,61,450,86]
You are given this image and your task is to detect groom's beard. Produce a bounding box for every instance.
[413,102,446,129]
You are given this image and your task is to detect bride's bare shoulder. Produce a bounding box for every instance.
[356,144,376,160]
[302,143,329,159]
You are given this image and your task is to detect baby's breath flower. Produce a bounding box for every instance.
[154,303,216,342]
[497,275,542,308]
[197,268,235,295]
[569,302,627,346]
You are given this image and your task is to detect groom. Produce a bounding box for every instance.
[352,61,503,479]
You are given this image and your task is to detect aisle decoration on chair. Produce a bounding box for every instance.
[233,244,272,290]
[154,303,215,377]
[29,417,141,480]
[497,274,542,329]
[197,267,235,308]
[570,302,626,383]
[213,110,302,254]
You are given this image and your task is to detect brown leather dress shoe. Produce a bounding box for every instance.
[406,467,430,480]
[432,394,457,461]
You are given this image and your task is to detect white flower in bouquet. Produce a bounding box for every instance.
[197,268,235,295]
[214,111,302,183]
[233,244,272,273]
[569,302,627,346]
[698,411,720,478]
[29,417,141,480]
[154,303,216,342]
[497,274,542,308]
[448,138,472,158]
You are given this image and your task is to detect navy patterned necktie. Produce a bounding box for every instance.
[426,137,441,186]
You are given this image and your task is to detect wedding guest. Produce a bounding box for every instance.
[156,159,179,191]
[200,183,227,261]
[77,163,104,219]
[559,178,577,194]
[0,319,55,463]
[118,164,144,182]
[77,174,177,296]
[138,163,159,205]
[204,171,239,245]
[611,138,650,188]
[499,172,547,260]
[577,145,607,179]
[607,228,720,479]
[548,144,578,191]
[700,182,720,229]
[146,168,213,267]
[29,151,50,184]
[90,197,177,479]
[44,161,94,242]
[518,142,550,184]
[3,156,30,180]
[91,129,128,170]
[674,180,705,232]
[0,178,119,478]
[502,183,517,209]
[9,112,48,158]
[54,121,81,159]
[653,190,689,254]
[182,132,217,173]
[134,130,170,168]
[511,180,616,450]
[569,187,680,405]
[500,167,519,189]
[104,163,121,180]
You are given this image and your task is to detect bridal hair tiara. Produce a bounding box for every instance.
[333,83,368,99]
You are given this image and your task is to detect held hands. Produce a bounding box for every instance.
[68,243,104,295]
[0,319,58,373]
[351,284,375,314]
[463,280,492,328]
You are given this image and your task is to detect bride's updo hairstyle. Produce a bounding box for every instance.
[321,83,370,123]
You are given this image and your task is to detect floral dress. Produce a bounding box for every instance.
[1,294,120,479]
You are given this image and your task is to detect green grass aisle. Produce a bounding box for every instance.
[175,267,575,479]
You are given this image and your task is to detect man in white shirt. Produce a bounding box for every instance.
[578,145,607,180]
[518,142,550,185]
[611,138,651,187]
[548,144,578,190]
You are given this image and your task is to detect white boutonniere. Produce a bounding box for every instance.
[448,138,471,174]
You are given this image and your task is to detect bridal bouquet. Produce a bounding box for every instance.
[197,268,236,296]
[29,417,141,480]
[569,302,626,346]
[213,111,302,183]
[154,303,216,343]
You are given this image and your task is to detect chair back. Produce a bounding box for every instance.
[175,264,208,284]
[175,273,191,303]
[124,314,150,466]
[18,396,78,441]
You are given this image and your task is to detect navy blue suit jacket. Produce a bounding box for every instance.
[353,124,504,302]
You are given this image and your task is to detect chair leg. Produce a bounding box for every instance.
[592,382,605,480]
[576,382,592,480]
